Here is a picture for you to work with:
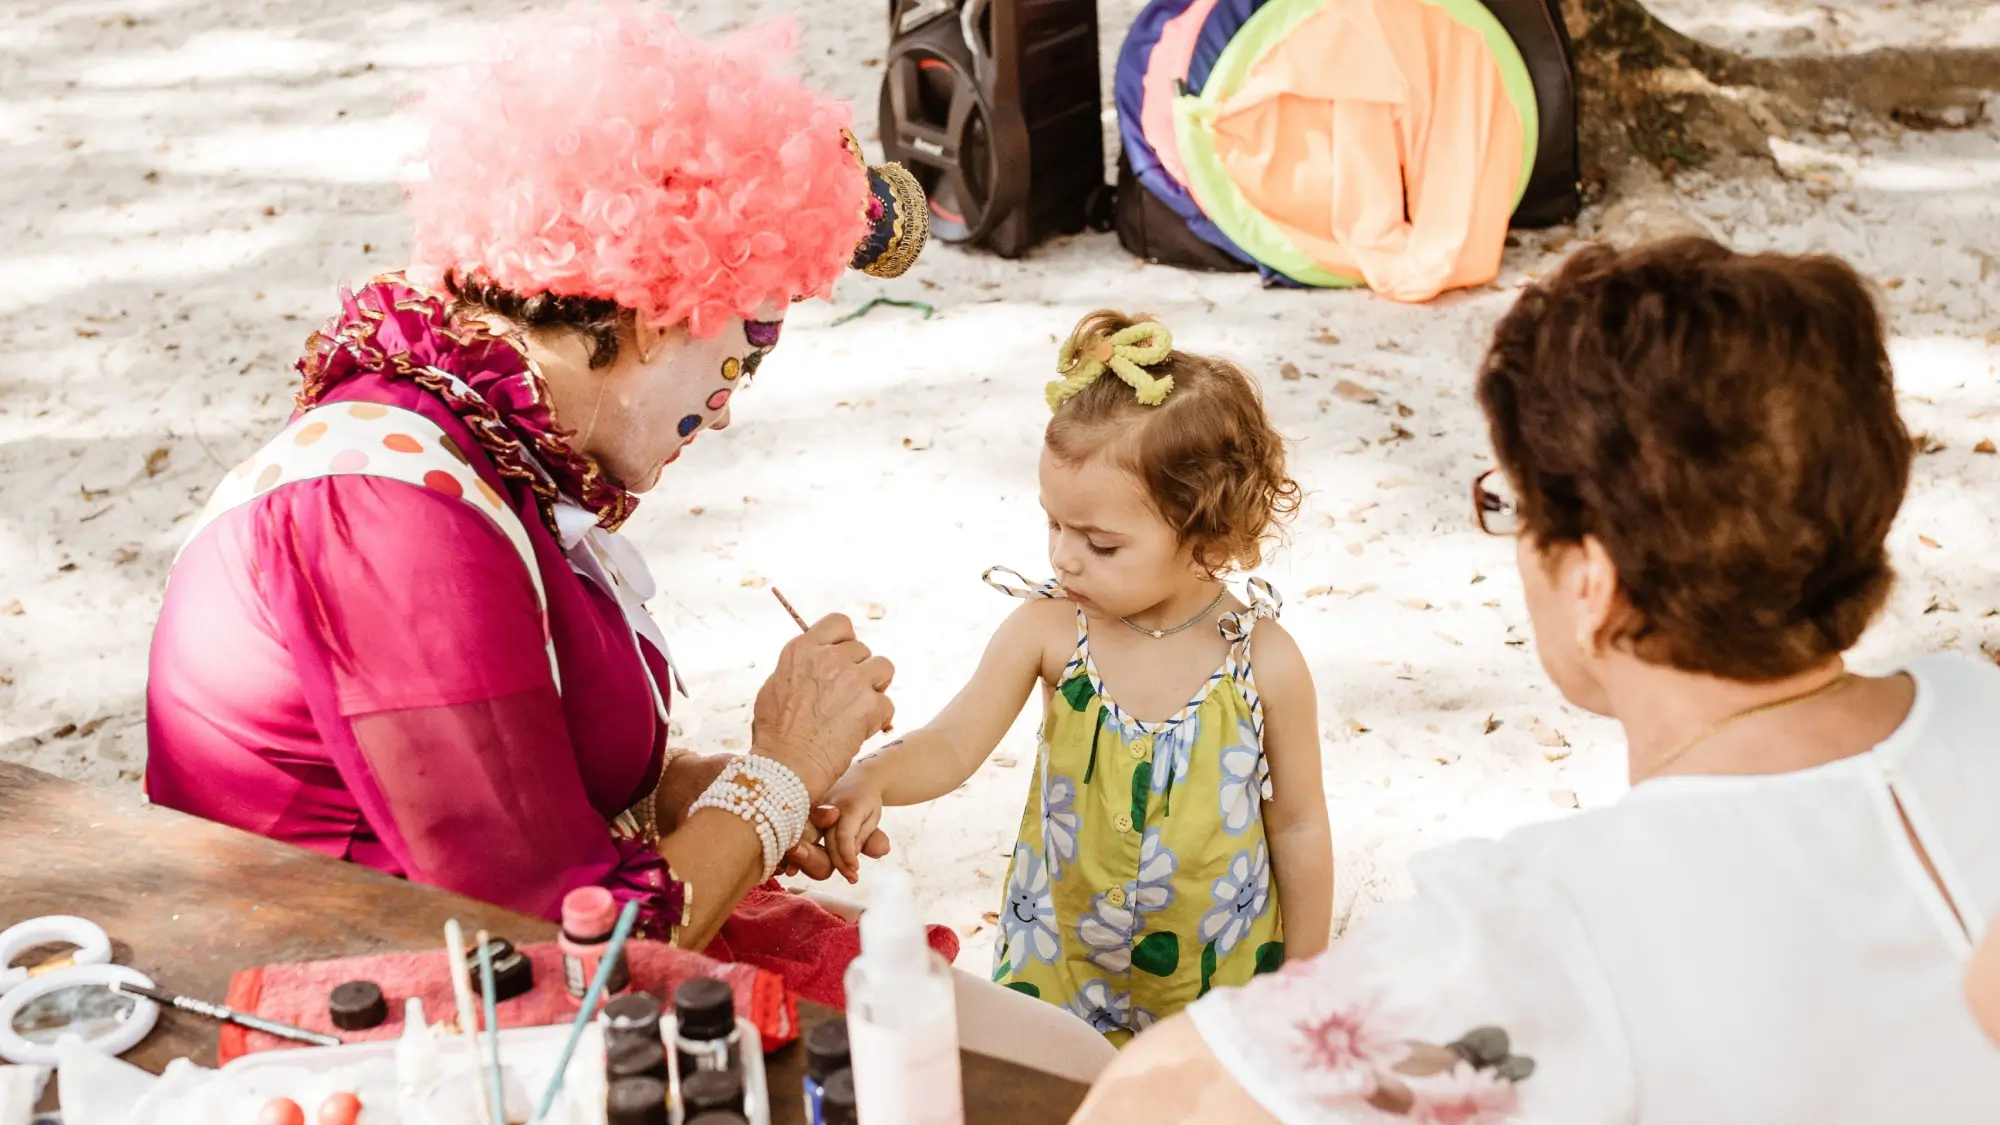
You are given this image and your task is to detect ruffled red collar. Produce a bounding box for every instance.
[294,276,638,533]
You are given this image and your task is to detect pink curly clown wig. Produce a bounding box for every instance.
[406,1,869,340]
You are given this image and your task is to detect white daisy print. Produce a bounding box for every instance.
[1127,827,1178,919]
[998,844,1061,967]
[1077,892,1137,974]
[1040,761,1081,880]
[1148,711,1201,794]
[1217,716,1263,836]
[1198,841,1273,958]
[1064,979,1132,1034]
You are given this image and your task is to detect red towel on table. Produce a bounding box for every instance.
[705,882,960,1009]
[220,939,791,1064]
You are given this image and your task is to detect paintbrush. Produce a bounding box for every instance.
[532,898,640,1124]
[771,586,809,632]
[444,919,497,1125]
[110,981,341,1048]
[476,929,506,1125]
[771,586,892,735]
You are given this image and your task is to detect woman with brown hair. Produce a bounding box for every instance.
[1071,237,2000,1122]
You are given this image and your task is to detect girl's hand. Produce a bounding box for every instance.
[823,766,890,883]
[780,804,891,880]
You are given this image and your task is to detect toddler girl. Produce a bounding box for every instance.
[824,312,1333,1041]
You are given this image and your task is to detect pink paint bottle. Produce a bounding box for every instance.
[560,886,631,1003]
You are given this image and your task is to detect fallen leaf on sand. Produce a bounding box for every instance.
[1306,585,1336,598]
[1386,424,1415,442]
[981,912,1000,925]
[144,447,170,476]
[1347,502,1378,518]
[1912,432,1945,455]
[1311,328,1341,346]
[1533,719,1569,748]
[1976,439,1997,454]
[1396,401,1414,418]
[1334,378,1379,404]
[1280,362,1303,381]
[740,576,767,588]
[1435,632,1462,647]
[111,547,139,566]
[1377,478,1414,489]
[1919,535,1942,549]
[1403,598,1434,611]
[1346,718,1370,737]
[1924,597,1959,614]
[1884,277,1905,289]
[993,755,1018,768]
[1483,715,1502,735]
[863,602,887,620]
[0,601,21,616]
[1550,789,1580,809]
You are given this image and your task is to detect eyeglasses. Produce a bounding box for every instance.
[1472,469,1521,537]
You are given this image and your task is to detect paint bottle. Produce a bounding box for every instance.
[560,886,630,1002]
[843,868,964,1125]
[605,1075,668,1125]
[801,1020,850,1125]
[820,1069,858,1125]
[603,993,668,1082]
[606,1033,669,1084]
[680,1069,745,1118]
[393,997,438,1122]
[671,978,739,1079]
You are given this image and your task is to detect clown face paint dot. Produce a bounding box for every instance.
[677,414,703,438]
[721,356,742,381]
[706,388,732,412]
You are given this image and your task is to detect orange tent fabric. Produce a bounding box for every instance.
[1206,0,1525,301]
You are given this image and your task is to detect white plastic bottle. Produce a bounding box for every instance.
[844,867,965,1125]
[394,996,439,1121]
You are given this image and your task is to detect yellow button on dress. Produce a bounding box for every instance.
[982,569,1287,1044]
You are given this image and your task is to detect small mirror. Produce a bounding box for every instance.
[9,982,138,1046]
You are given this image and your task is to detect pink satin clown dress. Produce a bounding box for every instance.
[144,280,953,1004]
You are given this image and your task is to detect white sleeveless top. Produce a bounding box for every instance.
[1190,652,2000,1123]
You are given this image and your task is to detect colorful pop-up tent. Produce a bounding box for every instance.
[1113,0,1578,301]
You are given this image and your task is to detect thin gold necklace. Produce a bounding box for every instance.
[1635,672,1854,783]
[1119,586,1227,639]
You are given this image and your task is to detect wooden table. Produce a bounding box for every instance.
[0,761,1089,1123]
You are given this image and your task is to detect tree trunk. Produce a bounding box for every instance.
[1562,0,2000,199]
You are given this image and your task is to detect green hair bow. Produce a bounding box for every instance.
[1045,322,1175,412]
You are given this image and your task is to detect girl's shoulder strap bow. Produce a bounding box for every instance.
[1045,321,1175,412]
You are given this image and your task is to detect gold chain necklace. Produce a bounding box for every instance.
[1635,672,1855,783]
[1119,586,1227,639]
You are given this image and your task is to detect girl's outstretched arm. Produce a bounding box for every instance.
[822,597,1060,878]
[1252,620,1333,960]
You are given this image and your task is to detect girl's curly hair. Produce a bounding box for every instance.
[1046,311,1301,577]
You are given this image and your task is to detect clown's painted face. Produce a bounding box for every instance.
[563,315,781,493]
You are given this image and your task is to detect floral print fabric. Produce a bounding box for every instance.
[990,577,1286,1043]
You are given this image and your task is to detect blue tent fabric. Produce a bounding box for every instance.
[1177,0,1302,284]
[1115,0,1260,269]
[1186,0,1272,97]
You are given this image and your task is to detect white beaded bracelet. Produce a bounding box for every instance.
[689,756,811,880]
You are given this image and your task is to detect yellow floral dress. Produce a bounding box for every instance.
[983,568,1287,1044]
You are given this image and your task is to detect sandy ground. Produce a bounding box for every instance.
[3,0,1997,971]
